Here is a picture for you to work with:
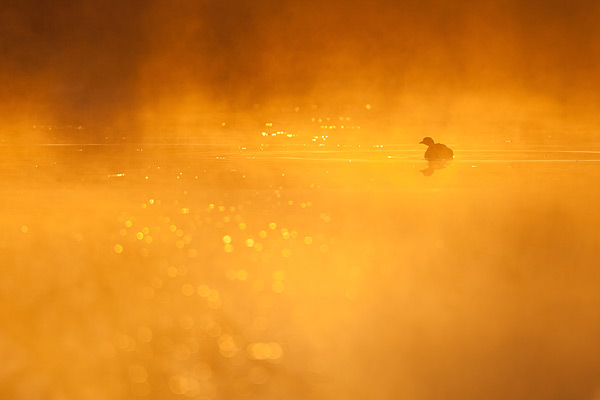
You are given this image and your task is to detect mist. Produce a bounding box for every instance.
[2,2,600,400]
[2,0,600,142]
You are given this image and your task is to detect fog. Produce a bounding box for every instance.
[2,0,600,142]
[2,144,600,399]
[2,1,600,400]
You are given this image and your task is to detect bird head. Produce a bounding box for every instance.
[419,137,435,146]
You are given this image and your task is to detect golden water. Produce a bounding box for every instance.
[1,143,600,399]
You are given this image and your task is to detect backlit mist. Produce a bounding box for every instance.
[3,0,600,142]
[1,1,600,400]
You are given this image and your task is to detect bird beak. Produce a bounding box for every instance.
[419,140,424,144]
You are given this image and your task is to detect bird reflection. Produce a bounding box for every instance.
[421,160,450,176]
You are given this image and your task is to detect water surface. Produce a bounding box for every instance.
[1,144,600,400]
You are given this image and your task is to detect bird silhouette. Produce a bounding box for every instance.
[419,137,454,160]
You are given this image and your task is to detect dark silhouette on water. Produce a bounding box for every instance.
[419,137,454,160]
[420,160,450,176]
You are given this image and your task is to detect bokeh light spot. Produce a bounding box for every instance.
[137,326,153,343]
[182,283,195,296]
[272,281,285,293]
[198,285,210,296]
[128,364,148,383]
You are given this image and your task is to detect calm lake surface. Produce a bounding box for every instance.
[1,143,600,400]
